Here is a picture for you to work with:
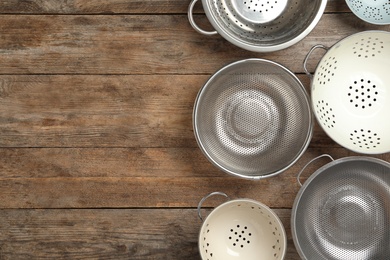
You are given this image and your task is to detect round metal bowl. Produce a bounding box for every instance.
[188,0,327,52]
[193,59,313,179]
[292,156,390,259]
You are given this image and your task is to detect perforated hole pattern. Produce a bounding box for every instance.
[201,203,284,259]
[349,0,390,22]
[194,60,312,177]
[210,0,321,43]
[316,56,338,85]
[348,78,379,109]
[293,159,390,259]
[242,0,285,13]
[312,31,389,153]
[350,129,381,150]
[315,100,336,128]
[352,36,384,58]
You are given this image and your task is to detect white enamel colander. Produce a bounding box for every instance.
[304,30,390,154]
[198,192,287,260]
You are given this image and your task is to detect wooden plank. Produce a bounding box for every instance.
[0,208,300,259]
[0,75,201,148]
[0,73,376,149]
[0,74,337,148]
[0,0,350,14]
[0,147,388,209]
[0,14,388,75]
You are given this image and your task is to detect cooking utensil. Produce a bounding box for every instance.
[198,192,287,260]
[193,59,313,179]
[346,0,390,25]
[292,155,390,260]
[304,30,390,154]
[188,0,327,52]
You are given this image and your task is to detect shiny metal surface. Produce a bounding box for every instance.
[193,59,313,179]
[292,157,390,259]
[231,0,288,24]
[200,0,327,52]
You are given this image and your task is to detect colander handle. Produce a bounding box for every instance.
[303,44,329,78]
[197,192,229,221]
[188,0,218,36]
[297,154,334,186]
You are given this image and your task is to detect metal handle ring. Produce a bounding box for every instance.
[197,192,228,221]
[303,44,329,79]
[297,154,334,186]
[188,0,218,36]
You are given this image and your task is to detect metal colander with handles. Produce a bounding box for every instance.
[193,59,313,179]
[188,0,327,52]
[346,0,390,25]
[198,192,287,260]
[292,155,390,260]
[304,30,390,154]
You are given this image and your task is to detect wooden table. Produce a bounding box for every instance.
[0,1,389,259]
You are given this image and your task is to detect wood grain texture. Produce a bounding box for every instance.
[0,0,389,259]
[0,14,388,75]
[0,0,349,14]
[0,147,389,209]
[0,74,337,148]
[0,75,200,147]
[0,208,299,259]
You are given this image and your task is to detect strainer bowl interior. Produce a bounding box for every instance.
[199,199,287,260]
[311,31,390,154]
[203,0,327,51]
[292,157,390,260]
[346,0,390,25]
[193,59,313,179]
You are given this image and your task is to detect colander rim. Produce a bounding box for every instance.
[201,0,328,52]
[193,58,314,180]
[291,156,390,259]
[199,198,287,260]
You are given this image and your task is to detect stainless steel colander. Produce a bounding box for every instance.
[188,0,327,52]
[346,0,390,25]
[292,155,390,260]
[193,59,313,179]
[304,30,390,154]
[198,192,287,260]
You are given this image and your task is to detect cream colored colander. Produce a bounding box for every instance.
[304,30,390,154]
[198,192,287,260]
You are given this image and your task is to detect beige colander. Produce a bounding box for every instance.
[304,31,390,154]
[198,192,287,260]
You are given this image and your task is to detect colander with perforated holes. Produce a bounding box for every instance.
[198,192,287,260]
[292,155,390,260]
[188,0,327,52]
[346,0,390,25]
[193,59,313,179]
[304,30,390,154]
